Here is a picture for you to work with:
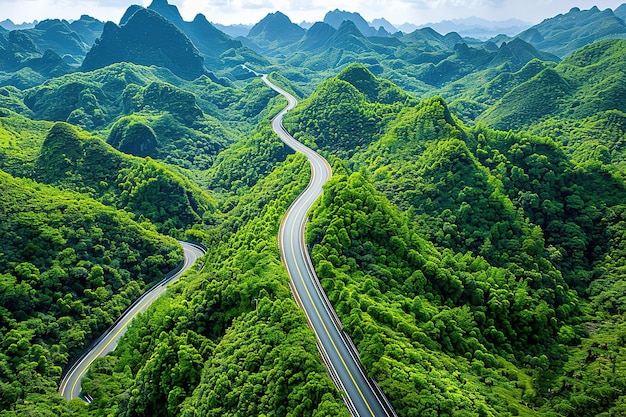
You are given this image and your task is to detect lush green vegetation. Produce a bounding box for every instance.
[287,65,626,416]
[2,2,626,416]
[80,153,348,417]
[0,169,182,416]
[34,122,216,234]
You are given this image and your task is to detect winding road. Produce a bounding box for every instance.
[264,75,396,417]
[58,241,206,402]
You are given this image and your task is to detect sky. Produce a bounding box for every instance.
[0,0,624,27]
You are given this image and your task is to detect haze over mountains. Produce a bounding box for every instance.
[2,1,626,417]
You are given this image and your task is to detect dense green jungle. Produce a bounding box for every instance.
[1,1,626,416]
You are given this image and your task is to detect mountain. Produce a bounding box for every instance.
[370,18,397,33]
[68,15,104,48]
[479,39,626,131]
[0,19,37,30]
[417,17,532,39]
[326,20,369,52]
[285,65,626,416]
[615,3,626,21]
[19,19,90,58]
[413,37,558,87]
[35,121,216,231]
[297,21,337,51]
[488,37,560,69]
[143,0,268,73]
[401,27,465,51]
[81,8,207,80]
[246,11,306,52]
[397,22,418,33]
[212,22,253,38]
[516,6,626,57]
[22,62,233,168]
[324,9,378,37]
[0,167,183,415]
[0,17,95,77]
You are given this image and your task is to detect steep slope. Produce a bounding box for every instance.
[615,3,626,21]
[22,63,232,168]
[79,154,349,417]
[478,66,571,130]
[0,18,91,64]
[35,122,216,232]
[145,0,268,72]
[68,15,104,49]
[81,8,207,81]
[296,21,336,51]
[27,19,89,57]
[284,64,411,158]
[516,6,626,57]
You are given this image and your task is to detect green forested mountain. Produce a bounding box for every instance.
[474,39,626,167]
[323,9,379,37]
[80,153,348,417]
[0,16,104,88]
[143,0,269,74]
[1,2,626,417]
[246,11,306,53]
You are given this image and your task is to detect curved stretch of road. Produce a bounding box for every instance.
[264,75,396,417]
[59,241,206,402]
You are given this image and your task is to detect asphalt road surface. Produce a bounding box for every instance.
[264,75,396,417]
[58,241,205,402]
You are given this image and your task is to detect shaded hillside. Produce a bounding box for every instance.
[0,29,73,87]
[68,15,104,49]
[284,64,413,158]
[615,3,626,21]
[22,63,233,168]
[80,154,349,417]
[516,6,626,57]
[324,9,378,37]
[0,18,94,62]
[81,8,207,81]
[270,18,561,98]
[34,122,216,232]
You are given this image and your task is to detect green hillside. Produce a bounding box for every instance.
[0,169,182,416]
[35,122,216,233]
[515,6,626,58]
[476,39,626,167]
[80,154,349,417]
[81,8,207,81]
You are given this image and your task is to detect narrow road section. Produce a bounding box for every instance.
[59,241,206,402]
[264,75,396,417]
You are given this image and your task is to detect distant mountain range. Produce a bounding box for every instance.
[2,1,626,91]
[416,17,532,40]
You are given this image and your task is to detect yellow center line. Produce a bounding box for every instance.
[286,195,376,417]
